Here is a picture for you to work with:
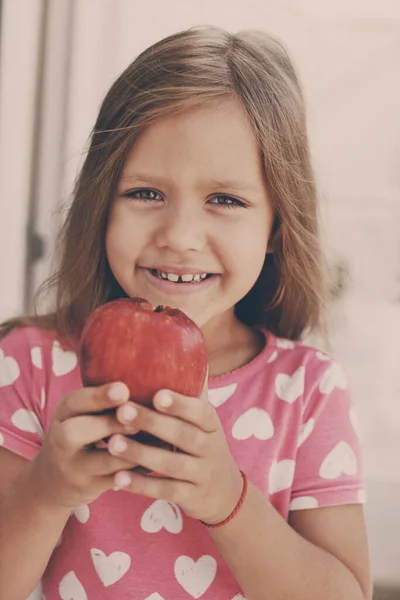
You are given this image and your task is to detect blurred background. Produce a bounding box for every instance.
[0,0,399,598]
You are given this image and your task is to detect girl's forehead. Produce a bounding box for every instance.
[120,102,265,189]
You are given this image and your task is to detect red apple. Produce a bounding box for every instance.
[80,297,208,401]
[79,298,208,451]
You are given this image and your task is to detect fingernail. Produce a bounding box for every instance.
[108,383,129,403]
[115,472,131,488]
[121,404,137,422]
[157,391,172,408]
[112,436,127,453]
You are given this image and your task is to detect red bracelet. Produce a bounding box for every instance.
[199,470,248,528]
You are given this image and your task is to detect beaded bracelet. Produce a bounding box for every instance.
[199,470,248,529]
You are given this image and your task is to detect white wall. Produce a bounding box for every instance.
[0,0,44,321]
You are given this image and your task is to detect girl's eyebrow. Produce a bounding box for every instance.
[206,179,260,194]
[120,173,260,194]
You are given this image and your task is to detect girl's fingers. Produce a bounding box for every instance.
[116,392,217,435]
[116,402,209,455]
[56,413,138,453]
[55,382,130,422]
[112,469,192,501]
[108,435,200,482]
[80,447,139,476]
[153,390,218,433]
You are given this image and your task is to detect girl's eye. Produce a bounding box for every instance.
[209,195,245,209]
[125,189,163,202]
[123,190,245,209]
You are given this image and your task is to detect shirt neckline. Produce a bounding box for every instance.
[208,328,277,388]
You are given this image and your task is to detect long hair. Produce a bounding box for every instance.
[0,26,326,343]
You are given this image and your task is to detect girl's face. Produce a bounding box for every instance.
[106,99,274,334]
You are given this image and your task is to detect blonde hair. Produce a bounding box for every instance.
[1,25,326,342]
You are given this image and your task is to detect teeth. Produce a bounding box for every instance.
[154,270,209,283]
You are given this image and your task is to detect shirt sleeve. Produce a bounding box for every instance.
[0,327,46,460]
[290,355,367,511]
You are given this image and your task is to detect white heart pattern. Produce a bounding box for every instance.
[52,341,78,376]
[319,441,357,480]
[232,595,247,600]
[0,349,20,387]
[11,409,44,437]
[208,383,237,408]
[276,338,295,349]
[319,362,347,394]
[289,496,318,510]
[269,459,296,494]
[267,350,278,364]
[31,347,43,369]
[232,408,274,441]
[74,504,90,523]
[59,571,87,600]
[275,366,305,404]
[91,548,131,587]
[145,594,165,600]
[316,351,330,361]
[174,555,217,599]
[141,499,183,534]
[0,432,4,446]
[297,418,315,448]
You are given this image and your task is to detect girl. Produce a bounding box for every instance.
[0,26,371,600]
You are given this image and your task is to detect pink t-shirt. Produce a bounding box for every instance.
[0,326,366,600]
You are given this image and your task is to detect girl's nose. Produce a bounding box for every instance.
[154,206,206,254]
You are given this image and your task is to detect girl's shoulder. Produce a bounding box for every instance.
[210,328,345,393]
[262,331,349,397]
[0,324,81,386]
[269,331,340,368]
[1,323,59,347]
[1,323,78,350]
[0,326,82,458]
[1,324,74,362]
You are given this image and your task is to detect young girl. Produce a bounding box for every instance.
[0,26,372,600]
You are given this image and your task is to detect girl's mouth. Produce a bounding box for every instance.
[149,269,213,283]
[140,268,219,294]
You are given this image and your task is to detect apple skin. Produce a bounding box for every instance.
[80,297,208,402]
[79,298,208,452]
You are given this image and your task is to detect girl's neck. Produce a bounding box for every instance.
[202,314,265,378]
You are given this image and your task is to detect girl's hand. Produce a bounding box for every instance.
[31,382,141,510]
[110,381,244,524]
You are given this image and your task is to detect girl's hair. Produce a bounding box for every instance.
[0,25,326,343]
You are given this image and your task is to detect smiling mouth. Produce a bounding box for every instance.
[149,269,214,284]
